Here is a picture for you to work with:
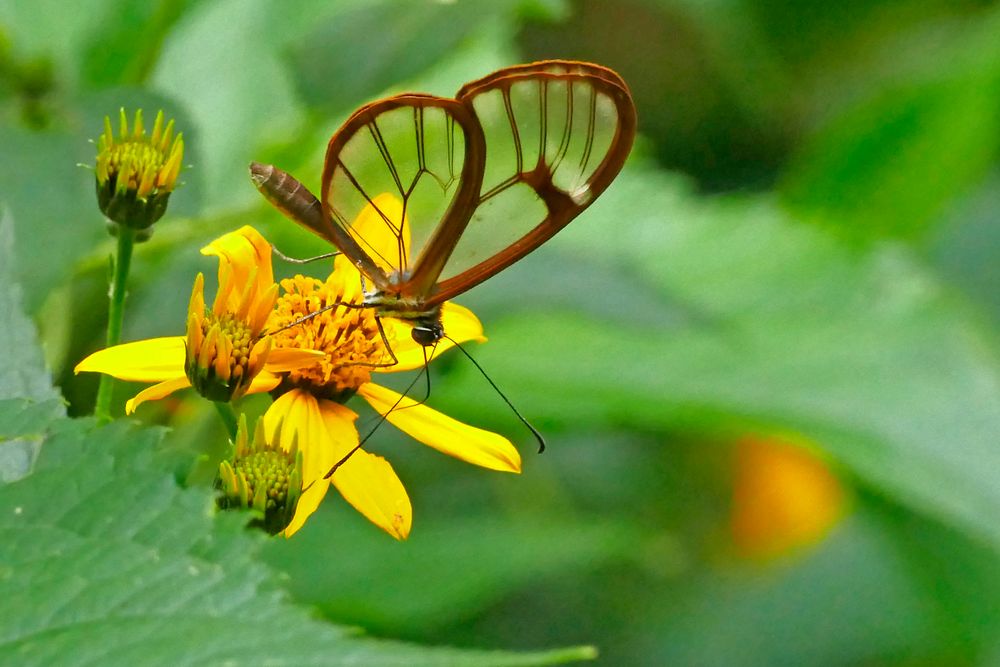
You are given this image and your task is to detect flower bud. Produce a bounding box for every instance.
[218,415,304,535]
[95,108,183,232]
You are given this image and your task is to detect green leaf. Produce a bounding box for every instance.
[0,209,63,482]
[929,172,1000,328]
[286,1,518,111]
[0,398,64,483]
[0,405,595,666]
[79,0,197,87]
[437,165,1000,549]
[0,0,117,89]
[780,9,1000,241]
[635,509,993,665]
[149,0,304,214]
[268,507,641,634]
[0,210,60,402]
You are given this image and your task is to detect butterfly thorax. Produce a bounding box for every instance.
[363,289,444,346]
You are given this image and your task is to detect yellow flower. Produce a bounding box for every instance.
[77,196,521,540]
[263,193,521,539]
[75,226,324,411]
[730,435,848,561]
[95,108,184,230]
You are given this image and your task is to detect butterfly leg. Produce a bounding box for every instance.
[271,244,340,265]
[265,300,368,336]
[331,314,401,370]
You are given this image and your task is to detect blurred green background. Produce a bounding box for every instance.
[2,0,1000,664]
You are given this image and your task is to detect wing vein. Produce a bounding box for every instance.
[537,79,548,171]
[502,87,523,174]
[550,80,574,176]
[336,160,398,271]
[578,85,598,189]
[367,120,405,211]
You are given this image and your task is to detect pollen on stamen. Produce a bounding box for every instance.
[266,274,393,399]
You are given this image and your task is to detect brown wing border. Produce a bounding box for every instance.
[320,94,485,292]
[456,59,630,99]
[418,60,637,306]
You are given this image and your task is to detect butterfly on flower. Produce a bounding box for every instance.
[251,60,636,348]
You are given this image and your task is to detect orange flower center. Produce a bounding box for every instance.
[266,274,392,400]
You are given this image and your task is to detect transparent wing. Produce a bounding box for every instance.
[320,95,484,292]
[411,61,637,305]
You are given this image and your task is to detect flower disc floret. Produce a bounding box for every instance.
[218,416,304,535]
[185,272,274,403]
[267,274,393,400]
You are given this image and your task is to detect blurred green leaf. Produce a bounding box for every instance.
[634,509,995,665]
[149,0,304,213]
[437,165,1000,549]
[783,77,1000,240]
[929,171,1000,327]
[0,209,61,402]
[268,508,642,634]
[0,0,116,89]
[287,0,519,111]
[79,0,195,87]
[780,8,1000,241]
[0,126,101,310]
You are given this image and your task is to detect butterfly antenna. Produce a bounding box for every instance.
[390,341,436,409]
[444,335,546,453]
[323,355,430,479]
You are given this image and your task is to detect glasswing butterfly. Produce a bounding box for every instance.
[251,60,636,347]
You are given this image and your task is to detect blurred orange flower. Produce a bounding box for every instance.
[730,435,848,560]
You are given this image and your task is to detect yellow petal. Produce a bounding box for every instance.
[201,226,274,305]
[264,391,337,536]
[264,390,360,536]
[75,337,186,381]
[440,300,486,341]
[283,473,331,538]
[358,382,521,472]
[125,376,192,414]
[263,389,412,538]
[378,300,486,373]
[188,273,205,324]
[263,390,351,484]
[262,348,326,372]
[330,448,412,540]
[245,370,282,395]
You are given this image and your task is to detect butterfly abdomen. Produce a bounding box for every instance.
[249,162,326,236]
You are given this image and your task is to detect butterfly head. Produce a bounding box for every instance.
[411,319,444,347]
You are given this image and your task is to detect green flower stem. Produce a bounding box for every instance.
[94,227,137,421]
[213,401,240,441]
